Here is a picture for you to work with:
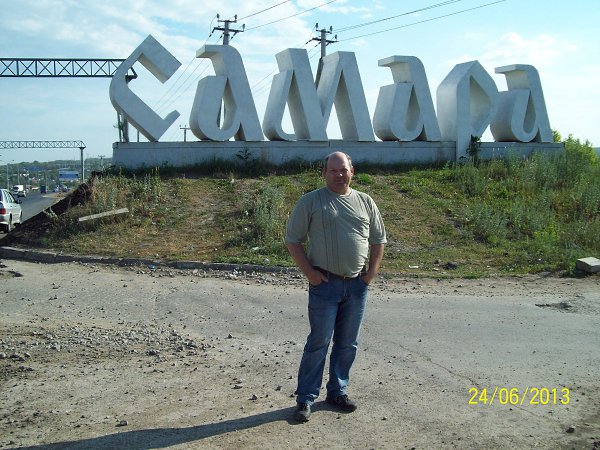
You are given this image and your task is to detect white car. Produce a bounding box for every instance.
[0,188,23,233]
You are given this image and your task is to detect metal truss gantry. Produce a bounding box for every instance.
[1,58,136,146]
[0,58,136,78]
[0,141,87,181]
[0,140,85,149]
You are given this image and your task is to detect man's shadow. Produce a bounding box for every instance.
[15,404,336,450]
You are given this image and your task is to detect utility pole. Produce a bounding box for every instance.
[6,161,12,189]
[0,154,6,190]
[211,14,245,127]
[180,125,191,142]
[79,145,85,183]
[212,14,245,45]
[311,24,337,84]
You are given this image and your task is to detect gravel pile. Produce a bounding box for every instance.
[0,321,212,373]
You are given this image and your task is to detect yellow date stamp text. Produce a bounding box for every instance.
[469,387,570,406]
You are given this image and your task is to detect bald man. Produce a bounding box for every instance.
[285,151,386,422]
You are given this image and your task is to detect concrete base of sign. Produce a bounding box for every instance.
[111,140,564,170]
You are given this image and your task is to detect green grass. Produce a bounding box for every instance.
[24,135,600,278]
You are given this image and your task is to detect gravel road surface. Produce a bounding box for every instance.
[1,258,599,449]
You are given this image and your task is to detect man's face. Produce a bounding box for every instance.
[324,154,354,195]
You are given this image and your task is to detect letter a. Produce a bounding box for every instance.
[109,35,181,142]
[491,64,553,143]
[189,45,263,141]
[373,56,441,141]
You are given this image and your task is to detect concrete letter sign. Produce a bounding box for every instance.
[109,35,182,142]
[317,52,375,141]
[263,49,327,141]
[112,35,557,164]
[189,45,263,141]
[491,64,553,143]
[437,61,498,160]
[373,56,441,141]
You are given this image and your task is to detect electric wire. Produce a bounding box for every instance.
[249,32,320,99]
[249,0,494,98]
[155,39,219,115]
[151,55,200,112]
[151,0,506,140]
[237,0,338,98]
[153,0,338,117]
[250,43,321,100]
[338,0,506,42]
[245,0,338,31]
[152,14,219,112]
[153,1,315,116]
[161,40,219,143]
[336,0,464,32]
[237,0,292,21]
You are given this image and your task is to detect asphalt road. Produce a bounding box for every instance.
[17,191,60,221]
[1,259,598,449]
[0,191,59,239]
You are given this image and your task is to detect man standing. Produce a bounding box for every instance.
[285,151,386,422]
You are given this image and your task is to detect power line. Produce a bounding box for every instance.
[338,0,506,42]
[250,44,321,100]
[154,36,222,116]
[155,51,215,116]
[155,1,337,115]
[237,0,292,21]
[152,15,219,112]
[152,55,199,112]
[212,14,245,45]
[336,0,464,33]
[247,28,319,97]
[245,0,338,31]
[157,0,507,128]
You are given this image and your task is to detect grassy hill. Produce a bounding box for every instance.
[6,135,599,278]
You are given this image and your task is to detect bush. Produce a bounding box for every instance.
[451,136,600,268]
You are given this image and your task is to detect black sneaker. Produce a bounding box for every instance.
[294,403,311,422]
[325,394,357,412]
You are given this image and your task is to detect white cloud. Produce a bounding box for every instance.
[482,33,577,70]
[297,0,371,16]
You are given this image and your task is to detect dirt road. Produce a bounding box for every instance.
[1,258,599,449]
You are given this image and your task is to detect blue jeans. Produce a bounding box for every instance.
[296,276,369,405]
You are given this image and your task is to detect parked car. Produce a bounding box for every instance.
[12,184,26,198]
[0,188,23,233]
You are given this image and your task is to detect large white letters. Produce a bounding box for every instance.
[491,64,553,143]
[317,52,375,142]
[189,45,263,141]
[264,49,377,141]
[263,48,327,141]
[373,56,441,142]
[437,61,499,159]
[109,35,182,142]
[112,35,554,157]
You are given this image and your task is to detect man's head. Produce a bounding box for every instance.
[323,151,354,195]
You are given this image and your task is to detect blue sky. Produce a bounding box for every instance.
[1,0,599,163]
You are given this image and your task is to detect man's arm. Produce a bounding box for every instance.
[362,243,385,285]
[286,242,328,285]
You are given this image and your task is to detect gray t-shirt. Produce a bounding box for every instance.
[285,187,387,277]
